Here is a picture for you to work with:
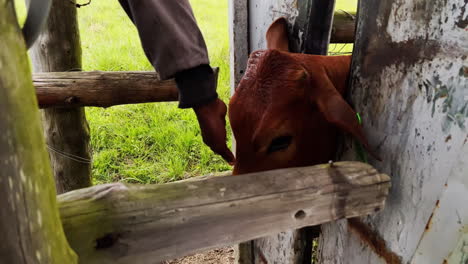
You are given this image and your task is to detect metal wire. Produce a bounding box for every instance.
[69,0,92,8]
[328,43,352,55]
[46,144,92,164]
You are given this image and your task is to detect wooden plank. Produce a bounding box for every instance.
[28,0,91,194]
[0,1,77,262]
[58,161,391,264]
[318,0,468,263]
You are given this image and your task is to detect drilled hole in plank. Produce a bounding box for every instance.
[295,210,306,220]
[95,233,120,249]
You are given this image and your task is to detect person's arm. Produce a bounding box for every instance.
[118,0,216,108]
[118,0,235,163]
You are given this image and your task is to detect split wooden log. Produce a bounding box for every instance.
[58,161,390,264]
[34,68,218,108]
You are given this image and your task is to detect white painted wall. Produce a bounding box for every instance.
[319,0,468,263]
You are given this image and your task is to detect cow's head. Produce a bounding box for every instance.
[229,17,376,175]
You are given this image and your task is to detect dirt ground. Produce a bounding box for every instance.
[163,247,235,264]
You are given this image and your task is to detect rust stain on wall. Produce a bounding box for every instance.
[425,212,435,231]
[347,218,402,264]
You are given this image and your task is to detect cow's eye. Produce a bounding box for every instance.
[267,135,292,154]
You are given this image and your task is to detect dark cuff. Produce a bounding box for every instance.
[175,64,218,109]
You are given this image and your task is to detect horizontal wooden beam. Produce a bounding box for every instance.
[34,71,178,108]
[34,68,218,108]
[58,161,390,264]
[330,11,356,44]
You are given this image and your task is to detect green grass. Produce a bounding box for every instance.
[76,0,232,184]
[14,0,357,184]
[78,0,357,184]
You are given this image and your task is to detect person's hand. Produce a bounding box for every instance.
[193,98,236,165]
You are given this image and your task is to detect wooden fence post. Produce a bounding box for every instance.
[229,1,253,262]
[318,0,468,263]
[29,0,91,194]
[0,1,77,262]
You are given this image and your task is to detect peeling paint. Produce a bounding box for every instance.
[424,72,468,131]
[455,1,468,28]
[387,0,467,46]
[320,0,468,263]
[249,0,311,52]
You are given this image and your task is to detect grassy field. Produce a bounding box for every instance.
[77,0,232,184]
[16,0,357,184]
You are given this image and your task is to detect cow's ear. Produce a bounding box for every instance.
[313,74,381,160]
[266,17,290,52]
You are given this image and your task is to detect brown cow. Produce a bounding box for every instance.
[229,17,377,175]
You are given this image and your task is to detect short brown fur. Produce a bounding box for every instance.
[229,17,377,175]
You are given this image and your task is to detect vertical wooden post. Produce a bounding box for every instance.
[229,0,250,91]
[229,0,252,263]
[0,1,77,262]
[29,0,92,194]
[303,0,336,55]
[318,0,468,263]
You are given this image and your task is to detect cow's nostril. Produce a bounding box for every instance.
[267,135,292,154]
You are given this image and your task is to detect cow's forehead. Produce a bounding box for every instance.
[230,51,303,137]
[242,49,300,82]
[232,49,309,115]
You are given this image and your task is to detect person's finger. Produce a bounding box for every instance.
[220,147,236,165]
[213,144,235,165]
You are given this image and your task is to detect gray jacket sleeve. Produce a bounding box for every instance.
[118,0,217,108]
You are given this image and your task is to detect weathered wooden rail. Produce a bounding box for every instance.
[34,71,182,108]
[58,161,390,264]
[34,69,218,108]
